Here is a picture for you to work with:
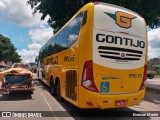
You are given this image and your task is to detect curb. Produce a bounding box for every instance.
[146,87,160,94]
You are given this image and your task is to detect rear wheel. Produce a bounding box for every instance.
[28,91,33,94]
[56,80,62,101]
[50,78,56,96]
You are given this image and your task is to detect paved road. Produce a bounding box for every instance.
[0,75,159,120]
[145,78,160,91]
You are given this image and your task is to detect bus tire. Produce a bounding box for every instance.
[56,80,63,101]
[50,77,56,96]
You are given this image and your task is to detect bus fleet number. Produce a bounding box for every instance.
[64,55,74,62]
[129,74,142,78]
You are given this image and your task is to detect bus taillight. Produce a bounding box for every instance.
[82,60,98,92]
[94,2,99,5]
[139,64,147,90]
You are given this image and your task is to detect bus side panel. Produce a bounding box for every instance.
[39,11,85,107]
[43,41,79,106]
[60,43,80,105]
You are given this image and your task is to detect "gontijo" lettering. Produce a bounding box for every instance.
[96,33,145,48]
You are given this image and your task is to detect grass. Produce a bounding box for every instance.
[153,75,160,78]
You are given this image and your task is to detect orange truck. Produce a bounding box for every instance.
[0,68,34,94]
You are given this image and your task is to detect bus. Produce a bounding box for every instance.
[37,2,147,109]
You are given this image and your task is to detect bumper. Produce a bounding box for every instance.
[79,88,145,109]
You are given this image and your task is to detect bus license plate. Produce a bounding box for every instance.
[115,100,127,106]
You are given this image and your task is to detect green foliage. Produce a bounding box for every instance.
[156,69,160,75]
[148,57,160,75]
[39,43,67,59]
[0,34,21,63]
[27,0,160,32]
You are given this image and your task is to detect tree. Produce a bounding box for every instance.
[147,57,160,75]
[0,34,21,63]
[27,0,160,32]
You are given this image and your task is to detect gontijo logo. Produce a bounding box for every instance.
[104,11,136,28]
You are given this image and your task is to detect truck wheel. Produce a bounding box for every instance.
[56,80,62,101]
[28,91,33,94]
[28,80,33,88]
[50,78,56,96]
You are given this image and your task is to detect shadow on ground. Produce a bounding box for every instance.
[0,91,33,101]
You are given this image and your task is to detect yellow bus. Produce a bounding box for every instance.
[37,2,147,109]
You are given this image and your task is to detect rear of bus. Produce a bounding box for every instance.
[79,2,147,109]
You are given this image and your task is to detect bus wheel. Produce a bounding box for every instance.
[50,78,56,96]
[56,80,62,101]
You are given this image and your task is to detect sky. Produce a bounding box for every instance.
[0,0,53,63]
[0,0,160,63]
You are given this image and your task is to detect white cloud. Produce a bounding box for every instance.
[29,27,53,45]
[0,0,48,27]
[68,17,82,28]
[68,19,77,28]
[148,28,160,59]
[18,42,42,63]
[18,49,38,63]
[148,48,160,60]
[0,0,53,63]
[28,43,42,51]
[20,26,53,63]
[68,34,78,42]
[0,1,6,10]
[148,28,160,41]
[62,43,67,47]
